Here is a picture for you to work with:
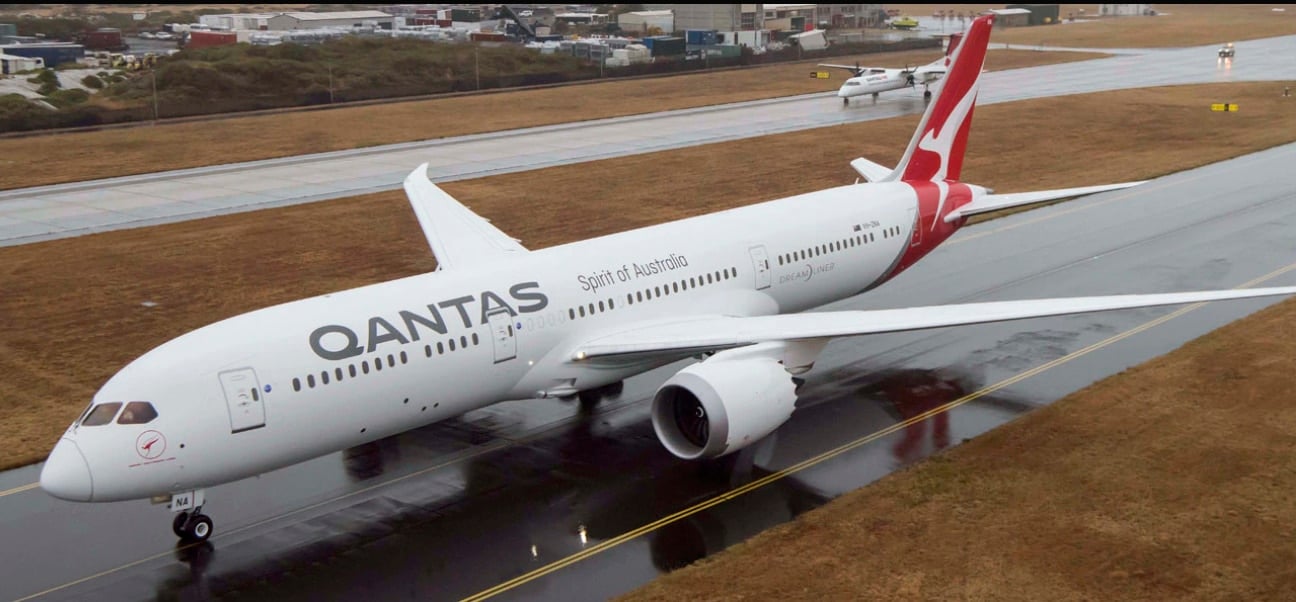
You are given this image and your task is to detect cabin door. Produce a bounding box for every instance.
[219,367,265,433]
[749,245,772,290]
[488,312,517,364]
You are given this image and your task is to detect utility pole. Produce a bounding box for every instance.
[327,63,334,103]
[474,44,480,90]
[151,68,159,124]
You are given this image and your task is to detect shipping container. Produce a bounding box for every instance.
[702,45,740,58]
[469,31,507,42]
[187,30,237,49]
[451,8,481,23]
[0,43,85,67]
[646,36,684,57]
[685,29,717,46]
[1,53,44,74]
[83,28,126,51]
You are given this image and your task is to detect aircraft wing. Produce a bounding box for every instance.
[402,163,528,270]
[571,287,1296,361]
[818,63,866,74]
[943,181,1145,222]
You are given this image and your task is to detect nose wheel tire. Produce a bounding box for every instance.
[172,512,190,537]
[174,511,214,542]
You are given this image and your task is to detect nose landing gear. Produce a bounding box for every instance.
[173,510,214,542]
[168,489,213,542]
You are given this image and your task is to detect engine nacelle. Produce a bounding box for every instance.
[651,356,798,460]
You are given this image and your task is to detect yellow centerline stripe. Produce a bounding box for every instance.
[0,482,38,498]
[459,259,1296,601]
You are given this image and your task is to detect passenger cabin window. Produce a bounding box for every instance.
[82,402,122,426]
[117,401,158,425]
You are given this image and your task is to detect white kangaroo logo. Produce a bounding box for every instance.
[915,59,981,231]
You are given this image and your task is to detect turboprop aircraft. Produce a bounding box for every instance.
[822,33,960,104]
[41,14,1296,543]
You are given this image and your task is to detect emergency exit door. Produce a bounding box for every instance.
[488,312,517,364]
[749,245,771,290]
[219,368,265,433]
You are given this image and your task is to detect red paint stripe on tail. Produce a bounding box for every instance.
[899,14,994,183]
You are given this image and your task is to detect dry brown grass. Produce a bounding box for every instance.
[0,49,1100,191]
[887,4,1296,48]
[997,4,1296,48]
[623,289,1296,601]
[1,82,1294,470]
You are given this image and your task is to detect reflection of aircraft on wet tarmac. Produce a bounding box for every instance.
[42,14,1296,545]
[146,366,1051,596]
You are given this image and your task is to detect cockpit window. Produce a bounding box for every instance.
[844,81,861,86]
[117,401,159,425]
[82,402,122,426]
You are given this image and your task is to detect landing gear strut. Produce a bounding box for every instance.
[842,97,849,106]
[169,489,213,542]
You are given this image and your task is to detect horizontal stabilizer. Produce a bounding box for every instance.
[402,163,528,270]
[850,157,893,183]
[573,286,1296,360]
[944,181,1145,222]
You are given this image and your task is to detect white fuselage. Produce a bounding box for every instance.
[53,181,921,502]
[837,67,942,99]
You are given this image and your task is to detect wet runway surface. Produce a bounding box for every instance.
[1,34,1294,246]
[4,140,1296,600]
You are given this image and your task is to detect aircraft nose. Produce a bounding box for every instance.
[40,438,93,502]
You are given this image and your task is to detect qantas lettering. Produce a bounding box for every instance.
[308,282,548,360]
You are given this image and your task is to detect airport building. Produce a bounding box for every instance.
[650,4,758,32]
[199,10,395,32]
[617,10,674,34]
[813,4,884,28]
[267,11,395,31]
[1098,4,1155,17]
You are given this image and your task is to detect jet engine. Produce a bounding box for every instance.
[651,355,797,460]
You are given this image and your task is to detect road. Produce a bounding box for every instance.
[1,35,1292,246]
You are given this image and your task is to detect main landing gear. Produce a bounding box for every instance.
[168,489,213,542]
[576,380,624,412]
